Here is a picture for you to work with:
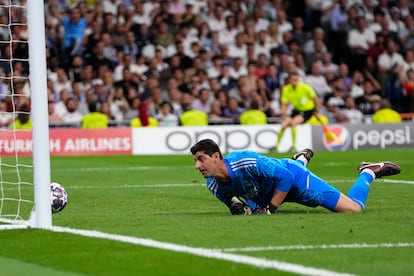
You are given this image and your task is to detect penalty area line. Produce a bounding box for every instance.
[50,226,353,276]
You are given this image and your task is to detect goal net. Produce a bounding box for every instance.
[0,1,51,229]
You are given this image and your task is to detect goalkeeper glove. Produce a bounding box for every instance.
[265,203,278,214]
[230,196,252,215]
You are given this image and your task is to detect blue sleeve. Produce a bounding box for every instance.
[206,178,232,207]
[206,178,261,210]
[256,157,295,193]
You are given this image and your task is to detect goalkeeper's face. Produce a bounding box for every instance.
[193,151,220,178]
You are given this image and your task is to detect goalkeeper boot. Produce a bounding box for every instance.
[357,162,401,178]
[292,148,314,165]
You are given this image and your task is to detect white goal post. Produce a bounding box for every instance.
[0,1,51,229]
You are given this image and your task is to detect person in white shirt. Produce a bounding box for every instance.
[254,30,272,59]
[206,3,226,32]
[102,0,121,15]
[377,38,404,98]
[113,54,146,82]
[155,101,179,127]
[0,99,13,128]
[218,15,238,46]
[304,62,332,101]
[343,95,365,124]
[228,32,247,60]
[62,97,83,124]
[347,16,376,72]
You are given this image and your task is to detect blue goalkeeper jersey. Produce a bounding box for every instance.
[206,150,328,209]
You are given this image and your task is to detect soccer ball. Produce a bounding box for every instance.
[51,182,68,213]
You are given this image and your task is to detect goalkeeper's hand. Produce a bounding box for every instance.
[265,203,278,214]
[230,196,252,215]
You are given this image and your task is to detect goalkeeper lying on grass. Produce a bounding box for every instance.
[190,139,401,215]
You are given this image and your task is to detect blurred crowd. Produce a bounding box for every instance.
[1,0,414,129]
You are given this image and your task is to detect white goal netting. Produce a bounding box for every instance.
[0,1,36,225]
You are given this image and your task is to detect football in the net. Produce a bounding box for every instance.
[51,182,68,213]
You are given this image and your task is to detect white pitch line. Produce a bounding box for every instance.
[66,179,414,190]
[382,179,414,185]
[222,242,414,252]
[67,183,204,189]
[50,226,354,276]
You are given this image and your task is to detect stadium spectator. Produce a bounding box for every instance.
[400,14,414,50]
[60,6,87,64]
[62,97,83,125]
[304,62,332,101]
[347,15,376,72]
[239,100,267,125]
[222,97,244,120]
[154,21,174,48]
[304,27,327,56]
[103,0,121,16]
[0,99,13,128]
[48,101,63,123]
[85,41,113,75]
[192,88,213,114]
[255,79,276,117]
[155,101,179,127]
[304,38,327,70]
[319,52,339,76]
[377,38,404,109]
[320,96,348,123]
[208,100,226,123]
[229,57,247,79]
[11,103,32,130]
[52,68,72,96]
[179,104,208,126]
[54,88,71,118]
[206,3,226,33]
[304,0,334,31]
[400,68,414,112]
[228,32,247,60]
[206,54,223,79]
[81,102,108,129]
[107,87,129,121]
[342,95,365,124]
[355,83,382,116]
[291,16,309,48]
[217,63,237,91]
[218,14,238,46]
[328,0,348,63]
[190,138,400,215]
[371,98,402,123]
[263,63,280,94]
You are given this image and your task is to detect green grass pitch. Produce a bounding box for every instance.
[0,148,413,275]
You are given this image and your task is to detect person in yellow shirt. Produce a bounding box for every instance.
[81,102,108,129]
[180,104,208,126]
[130,116,158,127]
[239,101,267,125]
[372,99,402,123]
[10,103,32,130]
[271,71,320,152]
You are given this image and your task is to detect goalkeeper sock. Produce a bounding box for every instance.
[291,127,297,149]
[347,172,374,211]
[276,129,285,148]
